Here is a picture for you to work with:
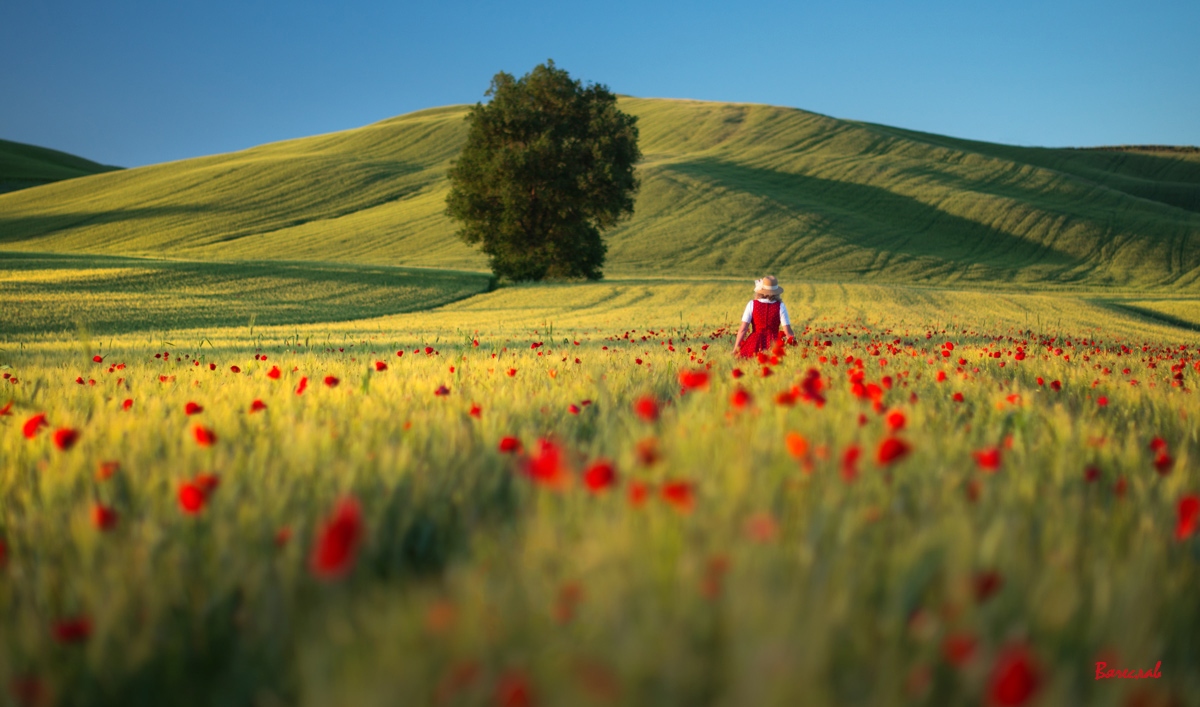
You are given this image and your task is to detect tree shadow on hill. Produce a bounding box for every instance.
[865,123,1200,215]
[666,157,1079,276]
[0,255,492,336]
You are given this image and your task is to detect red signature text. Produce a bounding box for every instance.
[1095,661,1161,680]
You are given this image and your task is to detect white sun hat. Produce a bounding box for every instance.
[754,275,783,297]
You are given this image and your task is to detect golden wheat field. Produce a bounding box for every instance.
[0,279,1197,706]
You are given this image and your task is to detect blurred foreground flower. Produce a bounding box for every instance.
[987,643,1040,706]
[310,497,364,580]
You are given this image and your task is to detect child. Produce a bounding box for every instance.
[732,275,795,358]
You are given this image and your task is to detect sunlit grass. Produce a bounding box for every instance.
[1,281,1197,706]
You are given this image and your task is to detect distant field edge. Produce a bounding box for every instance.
[0,251,495,338]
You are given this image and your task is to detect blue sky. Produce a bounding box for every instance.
[3,0,1197,167]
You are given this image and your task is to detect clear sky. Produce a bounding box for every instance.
[3,0,1197,167]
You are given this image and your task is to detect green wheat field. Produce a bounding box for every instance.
[1,98,1199,707]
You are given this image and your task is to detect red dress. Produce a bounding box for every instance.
[738,300,781,358]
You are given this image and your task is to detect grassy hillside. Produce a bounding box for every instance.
[0,138,120,194]
[2,99,1198,290]
[0,252,492,336]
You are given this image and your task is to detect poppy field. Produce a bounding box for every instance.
[1,280,1198,707]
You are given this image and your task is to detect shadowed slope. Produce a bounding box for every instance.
[0,251,492,335]
[2,99,1198,290]
[0,138,121,193]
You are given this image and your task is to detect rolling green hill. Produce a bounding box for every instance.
[2,98,1198,290]
[0,138,120,194]
[0,251,492,335]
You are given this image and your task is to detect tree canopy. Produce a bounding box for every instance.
[445,61,641,281]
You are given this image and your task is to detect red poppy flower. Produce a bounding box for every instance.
[1176,495,1200,540]
[178,482,207,514]
[8,675,48,706]
[942,633,977,666]
[309,497,364,580]
[1153,452,1173,475]
[876,437,911,466]
[567,403,580,415]
[230,365,241,373]
[1097,396,1108,407]
[774,390,797,406]
[885,411,906,431]
[785,432,809,459]
[184,402,204,415]
[193,473,220,495]
[434,384,451,396]
[952,392,965,403]
[51,428,79,451]
[678,369,709,390]
[841,445,862,483]
[97,460,120,481]
[506,368,518,377]
[1084,466,1100,483]
[374,361,387,372]
[192,425,217,446]
[92,355,103,363]
[1050,380,1062,391]
[635,437,660,466]
[583,460,617,492]
[122,398,133,411]
[627,481,651,507]
[249,399,267,413]
[395,350,404,358]
[660,480,694,513]
[0,538,6,569]
[51,616,92,644]
[730,388,752,410]
[633,396,659,422]
[267,366,281,380]
[553,581,584,624]
[493,670,534,707]
[323,375,339,388]
[91,504,119,531]
[0,401,10,416]
[798,368,826,406]
[295,377,308,395]
[973,448,1002,472]
[731,368,744,379]
[744,512,779,543]
[701,555,730,599]
[973,571,1004,602]
[22,413,48,439]
[424,346,435,355]
[987,643,1040,706]
[498,436,522,453]
[936,371,947,382]
[469,403,482,418]
[523,439,569,488]
[1149,436,1168,452]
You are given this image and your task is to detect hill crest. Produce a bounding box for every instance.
[2,97,1198,291]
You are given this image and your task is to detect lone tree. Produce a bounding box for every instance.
[446,61,641,281]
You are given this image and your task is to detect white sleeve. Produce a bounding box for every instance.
[741,301,754,323]
[779,301,791,327]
